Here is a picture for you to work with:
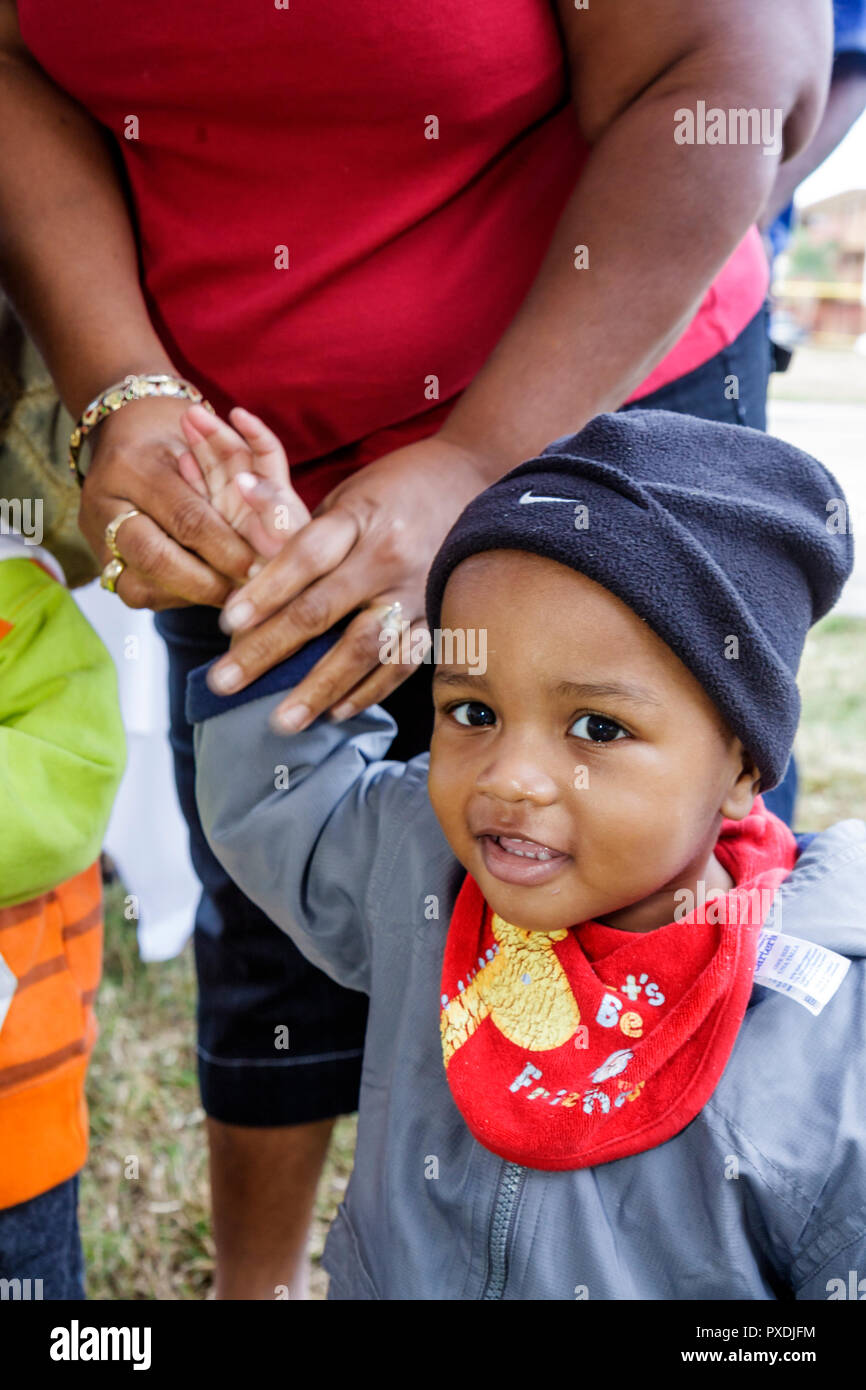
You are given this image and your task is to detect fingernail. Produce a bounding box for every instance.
[329,701,355,722]
[246,562,264,580]
[221,599,255,632]
[275,704,311,732]
[209,661,242,693]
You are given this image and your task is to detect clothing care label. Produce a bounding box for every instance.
[754,929,850,1015]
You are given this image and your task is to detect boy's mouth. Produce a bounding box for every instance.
[477,831,570,886]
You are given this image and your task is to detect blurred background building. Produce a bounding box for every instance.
[774,187,866,345]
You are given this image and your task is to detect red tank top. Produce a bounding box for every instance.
[18,1,768,510]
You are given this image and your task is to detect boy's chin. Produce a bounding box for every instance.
[481,878,589,935]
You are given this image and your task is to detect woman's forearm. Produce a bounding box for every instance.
[439,100,766,472]
[0,3,174,417]
[759,62,866,231]
[438,1,830,477]
[0,6,254,607]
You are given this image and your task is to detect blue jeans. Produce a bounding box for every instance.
[0,1175,85,1300]
[620,300,798,827]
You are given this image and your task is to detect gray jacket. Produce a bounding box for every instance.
[193,667,866,1301]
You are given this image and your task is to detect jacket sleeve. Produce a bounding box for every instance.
[191,627,431,995]
[789,951,866,1301]
[0,554,126,906]
[794,1223,866,1300]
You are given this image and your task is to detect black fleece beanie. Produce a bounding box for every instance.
[425,410,854,791]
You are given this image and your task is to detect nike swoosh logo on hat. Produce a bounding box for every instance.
[518,489,578,505]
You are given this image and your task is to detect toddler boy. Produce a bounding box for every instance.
[0,534,124,1297]
[189,408,864,1300]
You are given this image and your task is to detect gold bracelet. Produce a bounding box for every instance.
[68,373,215,484]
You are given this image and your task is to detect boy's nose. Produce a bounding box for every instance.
[475,749,558,806]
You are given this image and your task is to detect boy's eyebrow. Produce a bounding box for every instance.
[553,679,663,708]
[433,669,491,687]
[433,670,662,707]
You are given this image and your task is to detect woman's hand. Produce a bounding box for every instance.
[207,434,496,730]
[78,397,259,610]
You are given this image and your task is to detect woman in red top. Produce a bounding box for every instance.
[0,0,828,1297]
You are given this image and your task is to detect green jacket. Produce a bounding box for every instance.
[0,550,126,907]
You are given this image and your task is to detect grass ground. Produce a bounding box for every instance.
[79,891,357,1301]
[79,612,866,1300]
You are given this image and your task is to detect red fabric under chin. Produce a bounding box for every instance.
[439,797,799,1171]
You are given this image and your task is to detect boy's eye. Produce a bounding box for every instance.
[449,700,496,728]
[569,713,629,743]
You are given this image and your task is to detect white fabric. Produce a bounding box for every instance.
[0,951,17,1035]
[74,582,199,961]
[0,533,66,583]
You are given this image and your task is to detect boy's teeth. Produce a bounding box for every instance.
[495,835,555,861]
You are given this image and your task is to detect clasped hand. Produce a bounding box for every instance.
[176,404,492,731]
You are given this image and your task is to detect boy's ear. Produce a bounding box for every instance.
[720,744,763,821]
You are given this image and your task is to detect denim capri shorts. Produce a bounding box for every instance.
[155,603,434,1126]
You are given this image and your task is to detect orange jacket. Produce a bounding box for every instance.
[0,545,124,1209]
[0,862,103,1209]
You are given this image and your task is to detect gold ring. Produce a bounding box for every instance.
[100,557,126,593]
[104,508,141,561]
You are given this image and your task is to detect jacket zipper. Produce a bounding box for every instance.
[481,1161,524,1300]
